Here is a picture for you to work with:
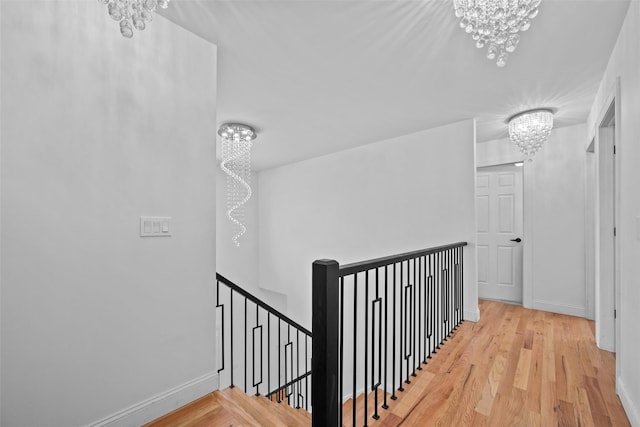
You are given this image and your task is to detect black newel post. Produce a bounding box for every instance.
[312,259,340,427]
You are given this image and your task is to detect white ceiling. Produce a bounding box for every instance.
[160,0,630,171]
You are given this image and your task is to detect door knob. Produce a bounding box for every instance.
[510,238,522,243]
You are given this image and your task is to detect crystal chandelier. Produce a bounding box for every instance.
[218,123,257,247]
[508,109,554,160]
[98,0,170,38]
[452,0,542,67]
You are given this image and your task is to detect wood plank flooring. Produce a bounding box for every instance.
[144,386,310,427]
[344,299,630,426]
[145,300,629,426]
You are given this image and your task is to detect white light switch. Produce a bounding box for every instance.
[140,216,172,237]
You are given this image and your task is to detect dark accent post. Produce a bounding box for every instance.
[312,259,340,427]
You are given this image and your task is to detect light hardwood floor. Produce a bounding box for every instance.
[146,299,629,426]
[344,299,630,426]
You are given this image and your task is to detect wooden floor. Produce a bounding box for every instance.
[144,386,311,427]
[344,299,630,426]
[146,300,630,426]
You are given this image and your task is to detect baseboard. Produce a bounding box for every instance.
[531,299,586,318]
[618,377,640,427]
[464,308,480,322]
[87,372,219,427]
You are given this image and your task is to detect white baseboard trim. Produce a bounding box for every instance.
[531,299,586,318]
[87,372,219,427]
[618,377,640,427]
[464,308,480,322]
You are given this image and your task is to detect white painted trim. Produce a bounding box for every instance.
[618,377,640,427]
[522,160,534,309]
[464,308,480,322]
[531,299,586,319]
[87,372,219,427]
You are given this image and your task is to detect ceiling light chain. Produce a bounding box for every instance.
[452,0,542,67]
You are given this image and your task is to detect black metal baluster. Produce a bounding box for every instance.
[451,249,454,333]
[399,261,405,392]
[455,247,460,327]
[427,254,433,360]
[383,265,389,409]
[444,249,449,341]
[277,318,281,403]
[412,257,417,377]
[422,256,427,364]
[364,271,369,426]
[391,263,397,400]
[305,334,309,411]
[254,304,261,396]
[230,290,234,387]
[296,329,300,408]
[244,298,248,392]
[339,277,344,427]
[404,281,411,385]
[287,324,291,407]
[417,257,423,371]
[373,268,381,420]
[353,273,358,427]
[436,251,441,352]
[267,314,271,395]
[216,280,225,376]
[461,246,465,323]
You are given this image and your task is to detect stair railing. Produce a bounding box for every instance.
[312,242,468,426]
[216,273,312,411]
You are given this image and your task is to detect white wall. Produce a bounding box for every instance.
[586,2,640,424]
[526,124,587,316]
[1,2,217,426]
[258,120,478,329]
[477,125,588,318]
[476,137,524,168]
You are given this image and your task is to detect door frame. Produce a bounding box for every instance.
[592,78,621,377]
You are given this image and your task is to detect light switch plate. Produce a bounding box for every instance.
[140,216,171,237]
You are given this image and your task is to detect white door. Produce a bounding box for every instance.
[476,164,523,303]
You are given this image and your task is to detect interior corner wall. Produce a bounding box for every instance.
[476,125,588,318]
[1,2,217,426]
[257,120,478,329]
[586,2,640,425]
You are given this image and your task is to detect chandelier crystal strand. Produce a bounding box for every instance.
[219,124,257,247]
[99,0,170,38]
[452,0,542,67]
[508,109,553,161]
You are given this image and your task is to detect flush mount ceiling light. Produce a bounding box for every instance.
[508,108,554,160]
[452,0,542,67]
[218,123,257,247]
[98,0,170,38]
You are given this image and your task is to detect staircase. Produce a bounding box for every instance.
[148,242,468,426]
[144,386,310,427]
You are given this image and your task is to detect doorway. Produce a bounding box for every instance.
[595,98,617,354]
[476,163,524,304]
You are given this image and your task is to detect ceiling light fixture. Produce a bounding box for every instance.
[218,123,257,247]
[452,0,542,67]
[508,108,554,161]
[98,0,170,38]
